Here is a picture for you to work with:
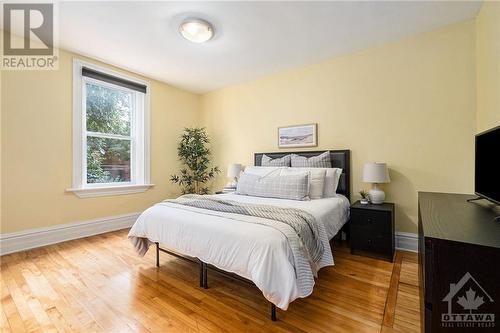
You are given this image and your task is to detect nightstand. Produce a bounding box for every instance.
[350,201,395,262]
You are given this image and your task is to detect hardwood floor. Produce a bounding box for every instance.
[0,229,420,332]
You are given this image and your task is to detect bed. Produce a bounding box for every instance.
[128,150,351,320]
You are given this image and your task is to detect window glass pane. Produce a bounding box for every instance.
[86,82,132,136]
[87,136,131,184]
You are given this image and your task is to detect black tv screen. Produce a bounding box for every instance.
[475,125,500,204]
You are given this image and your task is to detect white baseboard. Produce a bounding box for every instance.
[396,232,418,253]
[0,212,141,255]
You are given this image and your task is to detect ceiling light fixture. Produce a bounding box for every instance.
[179,18,214,43]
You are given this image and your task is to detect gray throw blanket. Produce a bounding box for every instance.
[165,194,324,263]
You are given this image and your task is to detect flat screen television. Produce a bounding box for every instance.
[474,125,500,204]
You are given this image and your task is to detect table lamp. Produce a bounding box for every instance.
[226,163,242,189]
[363,163,390,204]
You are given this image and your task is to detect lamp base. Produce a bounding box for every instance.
[225,179,237,189]
[368,184,385,204]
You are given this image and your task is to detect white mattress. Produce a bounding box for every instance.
[128,193,350,309]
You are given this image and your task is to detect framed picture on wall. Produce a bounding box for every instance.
[278,123,317,148]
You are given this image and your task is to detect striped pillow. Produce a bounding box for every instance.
[236,172,310,201]
[280,168,326,199]
[291,151,331,168]
[243,166,284,177]
[261,154,291,167]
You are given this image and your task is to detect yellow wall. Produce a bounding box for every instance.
[201,21,477,233]
[0,68,2,228]
[1,17,491,235]
[1,49,200,233]
[476,1,500,133]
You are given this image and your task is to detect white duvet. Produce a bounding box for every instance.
[128,193,349,310]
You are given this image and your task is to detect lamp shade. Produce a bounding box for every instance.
[363,163,390,183]
[227,163,242,178]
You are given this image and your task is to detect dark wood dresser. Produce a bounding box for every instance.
[418,192,500,332]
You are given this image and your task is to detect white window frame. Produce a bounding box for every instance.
[67,59,153,198]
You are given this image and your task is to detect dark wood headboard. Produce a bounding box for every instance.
[254,150,351,200]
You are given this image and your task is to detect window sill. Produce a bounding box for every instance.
[66,184,155,198]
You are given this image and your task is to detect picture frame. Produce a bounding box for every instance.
[278,123,317,148]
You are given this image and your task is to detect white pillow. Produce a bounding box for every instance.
[288,167,342,197]
[261,154,291,166]
[243,166,283,177]
[280,168,326,199]
[291,151,331,168]
[324,168,343,197]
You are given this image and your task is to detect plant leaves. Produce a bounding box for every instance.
[170,127,220,194]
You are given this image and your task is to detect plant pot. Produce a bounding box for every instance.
[360,199,369,204]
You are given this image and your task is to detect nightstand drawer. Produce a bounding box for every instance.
[351,234,391,253]
[350,209,391,236]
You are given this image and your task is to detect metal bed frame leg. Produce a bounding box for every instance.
[199,260,204,288]
[344,220,350,242]
[155,242,160,267]
[203,262,208,289]
[199,261,208,288]
[154,245,277,321]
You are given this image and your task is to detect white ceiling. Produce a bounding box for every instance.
[56,1,482,93]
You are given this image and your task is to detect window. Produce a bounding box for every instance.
[68,60,152,197]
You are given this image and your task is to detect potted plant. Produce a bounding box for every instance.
[170,127,220,194]
[359,190,370,204]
